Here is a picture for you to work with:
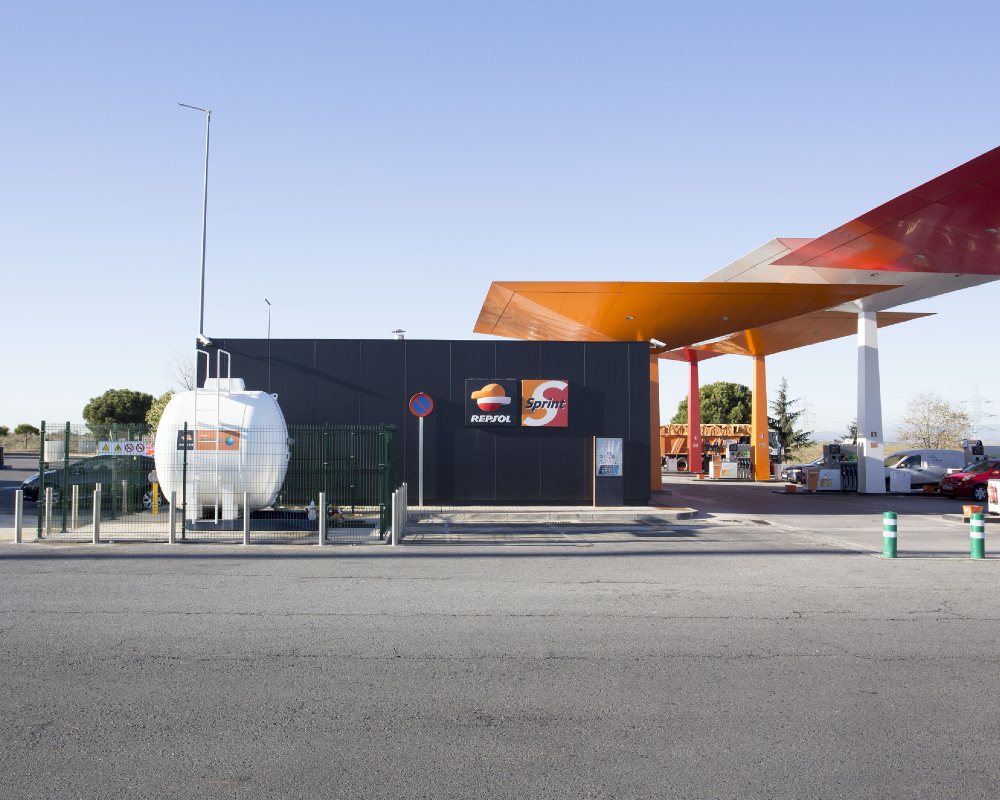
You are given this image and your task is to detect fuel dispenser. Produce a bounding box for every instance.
[707,438,755,480]
[963,439,986,464]
[804,444,859,492]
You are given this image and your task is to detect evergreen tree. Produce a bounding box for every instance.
[769,378,812,456]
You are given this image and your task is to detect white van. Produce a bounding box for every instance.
[884,449,966,490]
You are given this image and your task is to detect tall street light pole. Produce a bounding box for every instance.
[178,103,212,338]
[265,299,272,392]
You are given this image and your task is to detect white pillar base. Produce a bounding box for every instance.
[857,311,886,494]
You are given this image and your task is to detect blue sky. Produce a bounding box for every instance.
[4,1,1000,437]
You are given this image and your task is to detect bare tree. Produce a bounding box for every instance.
[169,351,196,391]
[896,393,971,449]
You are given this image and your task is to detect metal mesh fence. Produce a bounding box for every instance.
[30,422,396,545]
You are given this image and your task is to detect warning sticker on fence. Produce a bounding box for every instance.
[98,440,146,456]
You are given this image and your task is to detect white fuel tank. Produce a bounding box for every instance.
[153,378,290,512]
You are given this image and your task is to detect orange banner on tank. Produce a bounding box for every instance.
[194,429,242,451]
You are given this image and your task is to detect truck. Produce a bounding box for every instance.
[660,424,781,472]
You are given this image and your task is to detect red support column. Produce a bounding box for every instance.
[687,353,702,474]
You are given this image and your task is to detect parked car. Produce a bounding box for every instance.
[938,459,1000,502]
[20,454,160,511]
[780,457,823,484]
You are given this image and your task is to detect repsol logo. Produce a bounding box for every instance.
[470,414,512,423]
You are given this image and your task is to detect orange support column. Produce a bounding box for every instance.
[687,352,702,475]
[649,355,662,495]
[751,354,770,480]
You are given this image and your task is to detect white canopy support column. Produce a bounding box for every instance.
[857,311,886,494]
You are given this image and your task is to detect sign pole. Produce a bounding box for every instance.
[408,393,433,507]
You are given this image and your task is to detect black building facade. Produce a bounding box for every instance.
[199,339,652,505]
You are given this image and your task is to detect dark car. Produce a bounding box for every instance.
[938,459,1000,502]
[780,457,823,484]
[21,454,160,511]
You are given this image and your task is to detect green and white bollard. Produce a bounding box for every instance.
[970,512,985,560]
[882,511,897,558]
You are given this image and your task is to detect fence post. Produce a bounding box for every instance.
[181,421,188,541]
[44,486,53,537]
[318,491,326,546]
[122,479,128,515]
[92,488,101,544]
[62,422,70,532]
[168,492,177,544]
[243,492,251,546]
[36,420,45,539]
[71,484,79,529]
[14,489,23,544]
[970,512,986,560]
[882,511,897,558]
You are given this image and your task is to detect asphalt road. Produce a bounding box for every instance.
[2,529,998,799]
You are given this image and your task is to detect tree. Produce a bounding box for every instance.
[145,391,175,431]
[169,351,196,391]
[83,389,155,429]
[840,418,858,443]
[13,423,39,447]
[896,393,971,449]
[768,377,813,456]
[670,382,752,425]
[0,426,9,437]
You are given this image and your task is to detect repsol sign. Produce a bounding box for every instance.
[465,379,570,428]
[466,380,518,426]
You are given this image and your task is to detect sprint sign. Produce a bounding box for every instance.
[521,380,569,427]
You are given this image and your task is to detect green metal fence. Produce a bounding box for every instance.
[29,422,396,544]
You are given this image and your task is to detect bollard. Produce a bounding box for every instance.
[168,492,177,544]
[970,512,986,560]
[882,511,897,558]
[317,492,326,546]
[92,488,102,544]
[71,484,79,529]
[44,486,53,537]
[243,492,251,546]
[14,489,23,544]
[391,490,398,546]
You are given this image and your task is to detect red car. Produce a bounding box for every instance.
[938,459,1000,502]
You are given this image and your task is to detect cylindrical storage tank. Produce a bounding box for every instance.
[153,379,290,513]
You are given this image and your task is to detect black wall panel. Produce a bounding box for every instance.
[200,338,651,505]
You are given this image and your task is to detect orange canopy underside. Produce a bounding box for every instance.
[474,281,895,351]
[659,310,932,361]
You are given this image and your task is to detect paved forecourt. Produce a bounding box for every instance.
[1,522,998,799]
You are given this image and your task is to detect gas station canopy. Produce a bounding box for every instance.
[474,281,895,351]
[475,144,1000,352]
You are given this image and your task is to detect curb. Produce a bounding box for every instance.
[408,508,698,525]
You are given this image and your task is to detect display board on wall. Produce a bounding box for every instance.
[595,437,623,476]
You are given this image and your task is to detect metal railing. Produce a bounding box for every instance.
[25,422,396,545]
